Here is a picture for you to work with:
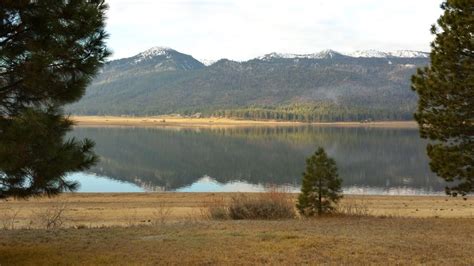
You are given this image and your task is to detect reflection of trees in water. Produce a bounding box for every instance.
[71,126,445,191]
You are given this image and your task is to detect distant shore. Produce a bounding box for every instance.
[72,115,418,128]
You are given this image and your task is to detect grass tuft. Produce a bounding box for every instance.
[335,200,371,217]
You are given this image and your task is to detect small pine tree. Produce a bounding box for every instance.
[297,147,342,216]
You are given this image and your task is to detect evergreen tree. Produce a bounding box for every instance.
[0,108,98,198]
[411,0,473,197]
[0,0,109,198]
[297,147,342,216]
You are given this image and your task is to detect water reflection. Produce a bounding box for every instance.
[176,176,266,192]
[69,126,445,194]
[68,172,144,193]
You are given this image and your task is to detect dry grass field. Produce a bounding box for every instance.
[0,193,473,229]
[72,115,418,128]
[0,193,472,228]
[0,217,473,265]
[1,193,473,265]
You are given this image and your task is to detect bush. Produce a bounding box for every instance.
[207,205,229,220]
[203,198,229,220]
[151,202,173,225]
[0,207,20,230]
[203,187,296,220]
[228,189,295,220]
[32,201,68,229]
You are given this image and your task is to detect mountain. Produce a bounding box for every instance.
[67,48,429,121]
[199,58,217,66]
[114,46,204,70]
[258,49,428,60]
[257,49,347,60]
[347,49,429,58]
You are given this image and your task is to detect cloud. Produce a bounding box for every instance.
[105,0,444,60]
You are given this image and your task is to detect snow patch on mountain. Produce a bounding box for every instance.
[126,46,429,65]
[199,59,217,66]
[348,49,389,58]
[133,46,174,64]
[388,50,429,58]
[258,49,344,60]
[315,49,342,59]
[348,50,429,58]
[257,49,429,60]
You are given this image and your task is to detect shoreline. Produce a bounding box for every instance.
[72,115,418,128]
[1,193,472,229]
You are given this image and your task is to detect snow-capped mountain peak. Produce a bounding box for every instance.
[138,46,174,57]
[387,50,429,58]
[256,49,428,61]
[133,46,175,63]
[258,49,343,60]
[348,49,390,58]
[314,49,342,59]
[257,52,300,60]
[347,50,429,58]
[199,59,217,66]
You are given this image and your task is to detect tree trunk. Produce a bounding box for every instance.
[318,176,322,215]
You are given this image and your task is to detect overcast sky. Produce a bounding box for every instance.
[106,0,444,61]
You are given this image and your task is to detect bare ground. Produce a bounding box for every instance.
[71,115,418,128]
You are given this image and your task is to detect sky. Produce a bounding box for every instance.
[105,0,444,61]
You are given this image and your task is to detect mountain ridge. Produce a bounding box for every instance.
[255,49,428,62]
[115,47,429,64]
[68,46,429,121]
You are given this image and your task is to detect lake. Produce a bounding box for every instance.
[68,125,445,195]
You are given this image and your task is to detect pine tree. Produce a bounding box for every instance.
[0,108,98,198]
[297,147,342,216]
[0,0,109,198]
[411,0,473,197]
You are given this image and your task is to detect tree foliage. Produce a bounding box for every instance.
[411,0,473,196]
[297,147,342,216]
[0,0,109,198]
[0,109,98,198]
[210,104,413,122]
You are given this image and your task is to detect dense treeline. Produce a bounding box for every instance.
[210,104,414,122]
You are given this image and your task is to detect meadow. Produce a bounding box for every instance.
[0,193,473,264]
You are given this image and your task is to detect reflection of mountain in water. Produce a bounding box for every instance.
[176,176,268,192]
[70,126,445,192]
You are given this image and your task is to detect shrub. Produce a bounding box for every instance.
[202,198,229,220]
[32,201,68,229]
[0,207,20,230]
[151,202,173,225]
[207,205,229,220]
[228,189,295,220]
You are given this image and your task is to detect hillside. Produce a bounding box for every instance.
[67,47,429,121]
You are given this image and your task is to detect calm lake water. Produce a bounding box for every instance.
[67,126,445,195]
